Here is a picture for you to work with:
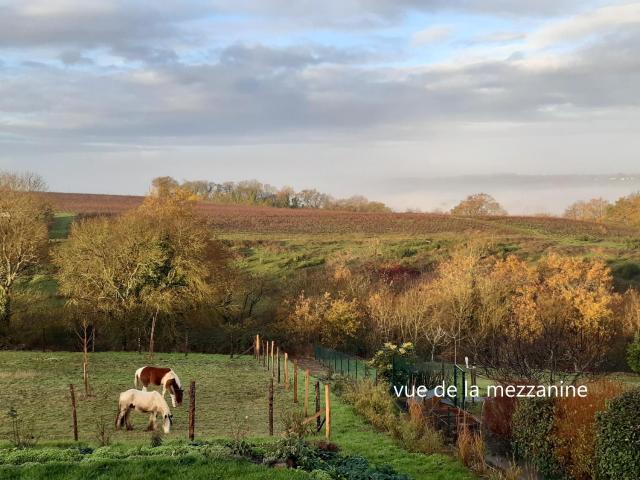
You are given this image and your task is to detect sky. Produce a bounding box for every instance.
[1,0,639,213]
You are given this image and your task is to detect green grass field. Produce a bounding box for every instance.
[0,352,474,480]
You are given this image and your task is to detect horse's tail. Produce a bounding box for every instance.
[134,367,144,388]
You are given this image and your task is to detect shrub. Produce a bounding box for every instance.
[328,455,409,480]
[342,379,397,432]
[369,342,416,385]
[392,401,444,454]
[595,387,640,479]
[554,379,626,480]
[0,447,83,465]
[512,398,563,479]
[456,423,486,474]
[263,437,321,470]
[280,406,315,439]
[5,407,37,449]
[626,334,640,373]
[95,415,112,447]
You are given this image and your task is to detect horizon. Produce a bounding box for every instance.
[1,1,640,214]
[39,172,640,215]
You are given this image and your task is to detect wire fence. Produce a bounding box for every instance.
[314,345,377,381]
[315,345,476,411]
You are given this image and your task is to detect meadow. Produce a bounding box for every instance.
[0,352,473,480]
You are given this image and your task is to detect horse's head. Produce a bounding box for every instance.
[163,414,173,434]
[174,387,184,406]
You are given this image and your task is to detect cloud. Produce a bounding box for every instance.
[412,25,453,46]
[528,2,640,48]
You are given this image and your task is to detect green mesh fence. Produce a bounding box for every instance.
[314,345,377,381]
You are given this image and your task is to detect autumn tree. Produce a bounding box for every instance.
[0,172,50,333]
[286,291,363,349]
[150,176,180,197]
[55,189,228,361]
[475,254,620,382]
[564,198,610,222]
[606,192,640,227]
[450,193,507,216]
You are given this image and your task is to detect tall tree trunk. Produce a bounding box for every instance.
[0,287,11,332]
[148,310,159,359]
[82,323,90,397]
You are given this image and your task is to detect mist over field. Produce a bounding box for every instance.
[378,174,640,214]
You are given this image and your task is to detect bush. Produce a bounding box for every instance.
[263,437,321,470]
[392,401,443,454]
[456,424,486,475]
[512,398,563,479]
[342,379,397,432]
[626,334,640,373]
[280,406,316,439]
[0,447,84,465]
[369,342,415,385]
[5,407,37,449]
[595,387,640,479]
[554,379,626,480]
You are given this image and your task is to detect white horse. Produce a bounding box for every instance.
[116,389,173,433]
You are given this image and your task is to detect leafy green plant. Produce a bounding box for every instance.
[595,388,640,479]
[369,342,416,385]
[511,398,563,479]
[626,333,640,373]
[263,437,322,470]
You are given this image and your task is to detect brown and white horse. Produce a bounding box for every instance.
[134,366,183,407]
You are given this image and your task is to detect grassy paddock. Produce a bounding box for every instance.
[0,351,474,480]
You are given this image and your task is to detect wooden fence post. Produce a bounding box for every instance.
[277,347,281,384]
[293,361,298,403]
[284,353,289,389]
[189,381,196,441]
[315,381,320,431]
[267,341,270,370]
[304,369,310,416]
[262,341,266,368]
[325,384,331,439]
[255,334,259,359]
[268,378,274,436]
[69,384,78,441]
[271,341,275,376]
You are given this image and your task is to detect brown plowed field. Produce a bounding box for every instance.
[44,192,636,237]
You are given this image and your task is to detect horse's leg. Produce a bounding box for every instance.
[115,409,124,430]
[142,384,148,392]
[147,413,156,431]
[125,407,134,430]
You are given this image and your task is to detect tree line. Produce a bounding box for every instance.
[281,244,639,382]
[151,176,390,213]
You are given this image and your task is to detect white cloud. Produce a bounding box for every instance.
[412,25,453,46]
[529,2,640,48]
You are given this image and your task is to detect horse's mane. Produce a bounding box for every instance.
[161,370,182,390]
[169,370,182,389]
